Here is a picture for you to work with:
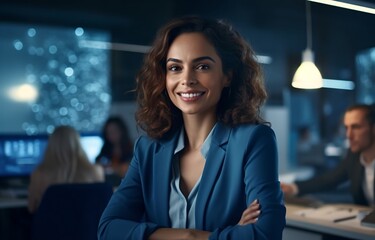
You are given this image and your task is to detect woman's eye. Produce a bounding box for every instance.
[196,64,209,70]
[168,65,181,71]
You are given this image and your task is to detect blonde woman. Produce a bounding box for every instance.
[28,125,105,213]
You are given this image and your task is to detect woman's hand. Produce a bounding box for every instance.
[237,199,260,225]
[148,228,210,240]
[280,182,298,196]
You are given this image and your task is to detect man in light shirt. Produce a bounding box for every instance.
[282,104,375,206]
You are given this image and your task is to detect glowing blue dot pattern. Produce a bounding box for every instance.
[0,23,111,135]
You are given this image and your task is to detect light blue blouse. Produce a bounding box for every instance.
[169,124,216,228]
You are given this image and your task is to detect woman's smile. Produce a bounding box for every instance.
[178,91,205,102]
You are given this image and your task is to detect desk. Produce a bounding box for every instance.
[0,197,28,209]
[285,203,375,240]
[0,189,28,209]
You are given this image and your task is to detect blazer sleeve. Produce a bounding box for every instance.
[97,137,159,240]
[296,152,350,195]
[209,125,286,240]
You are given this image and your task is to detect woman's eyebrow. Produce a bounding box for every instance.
[166,56,216,63]
[166,58,182,63]
[193,56,216,63]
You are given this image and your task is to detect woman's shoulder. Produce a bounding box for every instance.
[29,167,57,189]
[94,164,105,181]
[76,164,105,182]
[132,133,177,161]
[225,123,276,147]
[231,123,274,136]
[134,135,156,150]
[135,134,174,149]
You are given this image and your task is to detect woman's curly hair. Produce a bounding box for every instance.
[136,16,268,139]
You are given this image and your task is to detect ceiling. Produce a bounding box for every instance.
[1,0,374,104]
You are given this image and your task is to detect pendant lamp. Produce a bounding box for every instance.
[292,1,323,89]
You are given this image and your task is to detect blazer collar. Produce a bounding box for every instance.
[195,122,231,228]
[153,132,179,226]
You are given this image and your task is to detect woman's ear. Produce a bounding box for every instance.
[224,71,233,87]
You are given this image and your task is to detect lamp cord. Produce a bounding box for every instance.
[306,0,312,50]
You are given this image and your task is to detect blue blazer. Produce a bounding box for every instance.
[98,123,286,239]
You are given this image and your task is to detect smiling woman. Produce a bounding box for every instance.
[98,16,286,240]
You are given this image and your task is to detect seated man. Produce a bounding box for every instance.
[282,104,375,206]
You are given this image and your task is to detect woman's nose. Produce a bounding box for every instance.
[181,70,197,85]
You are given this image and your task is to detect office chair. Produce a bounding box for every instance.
[31,182,113,240]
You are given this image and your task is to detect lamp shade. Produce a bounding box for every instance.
[292,49,323,89]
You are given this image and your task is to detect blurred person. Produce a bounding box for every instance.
[95,116,133,178]
[98,16,285,240]
[297,126,319,153]
[296,125,324,168]
[281,103,375,206]
[28,125,105,213]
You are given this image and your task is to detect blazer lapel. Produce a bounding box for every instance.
[153,135,178,226]
[195,123,230,229]
[351,153,367,205]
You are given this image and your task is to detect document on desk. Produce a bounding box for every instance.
[336,215,375,230]
[295,206,358,222]
[360,210,375,228]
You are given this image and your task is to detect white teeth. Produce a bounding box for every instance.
[180,92,202,98]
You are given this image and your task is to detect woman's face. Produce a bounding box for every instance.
[105,122,122,144]
[165,32,230,118]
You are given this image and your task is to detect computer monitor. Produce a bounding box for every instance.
[0,134,48,177]
[0,134,103,178]
[80,134,103,164]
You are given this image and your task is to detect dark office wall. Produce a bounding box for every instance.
[1,0,374,104]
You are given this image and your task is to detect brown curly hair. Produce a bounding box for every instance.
[136,16,268,139]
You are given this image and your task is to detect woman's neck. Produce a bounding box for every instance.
[182,114,217,151]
